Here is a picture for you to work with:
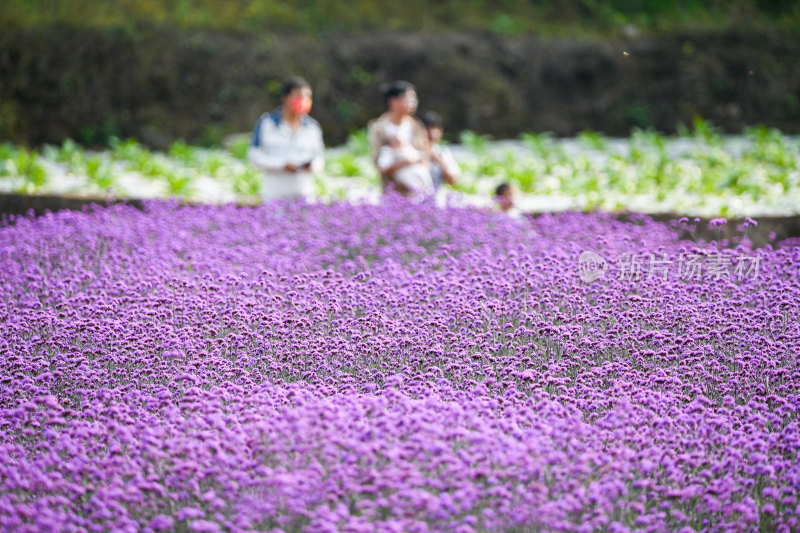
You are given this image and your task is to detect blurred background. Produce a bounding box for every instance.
[2,0,800,148]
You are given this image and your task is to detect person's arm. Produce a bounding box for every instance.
[432,145,459,185]
[380,153,421,175]
[376,147,394,172]
[367,119,384,165]
[248,146,296,172]
[410,118,432,158]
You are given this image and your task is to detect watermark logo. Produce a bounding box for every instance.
[578,250,609,282]
[578,250,761,284]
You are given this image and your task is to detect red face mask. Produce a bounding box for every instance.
[288,97,312,115]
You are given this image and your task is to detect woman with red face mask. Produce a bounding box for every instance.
[248,77,325,201]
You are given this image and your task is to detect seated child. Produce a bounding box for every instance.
[376,135,434,198]
[494,182,518,214]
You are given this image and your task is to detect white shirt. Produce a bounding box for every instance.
[247,109,325,200]
[383,119,414,146]
[376,144,424,171]
[376,144,433,198]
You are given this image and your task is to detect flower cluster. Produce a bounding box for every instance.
[1,198,798,532]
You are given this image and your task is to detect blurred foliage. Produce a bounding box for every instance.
[228,136,251,160]
[84,155,115,191]
[0,146,48,193]
[345,129,370,158]
[578,130,608,150]
[2,0,798,34]
[231,167,261,198]
[1,119,799,216]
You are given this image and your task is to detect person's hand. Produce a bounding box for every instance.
[284,163,302,173]
[285,162,312,173]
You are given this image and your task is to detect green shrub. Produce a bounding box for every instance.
[84,155,115,191]
[229,136,251,160]
[232,167,261,197]
[10,148,47,193]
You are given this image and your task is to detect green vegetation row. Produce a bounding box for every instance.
[453,120,799,215]
[0,137,260,199]
[1,118,799,216]
[3,0,799,35]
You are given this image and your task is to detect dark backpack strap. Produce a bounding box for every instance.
[251,110,283,147]
[250,114,266,147]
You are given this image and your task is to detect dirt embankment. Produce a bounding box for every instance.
[1,27,799,147]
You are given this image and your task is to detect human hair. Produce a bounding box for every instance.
[495,182,511,197]
[280,76,311,98]
[420,111,443,129]
[381,80,416,106]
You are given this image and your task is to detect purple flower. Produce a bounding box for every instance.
[708,218,727,229]
[149,515,174,530]
[188,520,223,532]
[0,200,797,531]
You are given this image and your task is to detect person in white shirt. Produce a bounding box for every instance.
[248,77,325,201]
[376,134,434,200]
[367,81,432,197]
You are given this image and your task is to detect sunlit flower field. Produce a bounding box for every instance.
[1,197,798,532]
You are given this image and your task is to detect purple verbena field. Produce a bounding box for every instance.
[1,198,799,533]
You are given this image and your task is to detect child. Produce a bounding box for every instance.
[420,111,459,190]
[494,182,517,214]
[376,134,434,198]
